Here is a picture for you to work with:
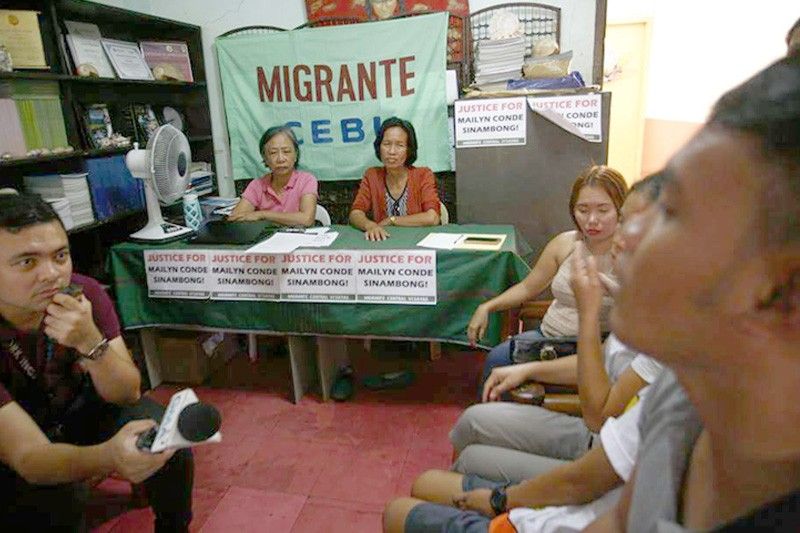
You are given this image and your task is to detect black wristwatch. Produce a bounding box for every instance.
[489,485,508,516]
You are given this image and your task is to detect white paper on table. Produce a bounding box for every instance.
[304,226,330,235]
[417,233,464,250]
[245,232,317,254]
[301,232,338,247]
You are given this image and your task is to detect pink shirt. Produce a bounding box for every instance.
[241,170,318,213]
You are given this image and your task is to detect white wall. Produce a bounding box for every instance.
[609,0,797,124]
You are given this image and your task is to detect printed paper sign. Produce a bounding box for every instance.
[207,251,280,300]
[454,97,527,148]
[279,251,358,302]
[527,93,603,143]
[144,250,212,299]
[355,250,437,304]
[144,249,438,305]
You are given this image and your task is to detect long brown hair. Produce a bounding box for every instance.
[568,165,628,229]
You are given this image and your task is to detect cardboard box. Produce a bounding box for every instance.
[157,331,237,385]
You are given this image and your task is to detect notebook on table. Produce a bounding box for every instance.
[188,220,277,245]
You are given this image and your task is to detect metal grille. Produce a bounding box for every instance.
[218,26,287,38]
[469,2,561,59]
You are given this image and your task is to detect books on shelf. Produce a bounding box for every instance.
[82,104,114,149]
[101,39,153,80]
[24,172,96,228]
[0,97,27,157]
[64,20,116,78]
[131,104,160,143]
[0,9,47,69]
[84,155,145,220]
[140,41,193,82]
[1,80,69,152]
[189,169,214,197]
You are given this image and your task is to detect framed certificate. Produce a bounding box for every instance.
[101,38,153,80]
[0,10,47,69]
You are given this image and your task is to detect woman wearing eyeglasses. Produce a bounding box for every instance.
[349,117,441,241]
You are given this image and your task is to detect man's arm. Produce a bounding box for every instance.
[584,467,636,533]
[506,443,623,509]
[571,244,647,431]
[0,402,170,485]
[45,292,140,405]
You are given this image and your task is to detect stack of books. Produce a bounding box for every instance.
[473,36,526,87]
[24,173,96,228]
[1,81,69,152]
[0,97,27,157]
[189,169,214,197]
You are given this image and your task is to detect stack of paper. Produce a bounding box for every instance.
[24,173,96,228]
[473,36,525,85]
[245,229,338,254]
[46,198,74,230]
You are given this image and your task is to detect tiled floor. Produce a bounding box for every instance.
[88,342,482,532]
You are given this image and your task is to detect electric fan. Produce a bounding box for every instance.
[125,124,193,241]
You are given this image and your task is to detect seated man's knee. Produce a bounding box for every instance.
[449,403,492,451]
[384,497,421,533]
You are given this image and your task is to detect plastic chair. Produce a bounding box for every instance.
[439,202,449,225]
[315,204,332,226]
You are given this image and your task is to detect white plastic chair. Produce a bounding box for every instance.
[439,202,449,225]
[315,204,332,226]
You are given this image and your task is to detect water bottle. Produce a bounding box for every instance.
[183,190,202,231]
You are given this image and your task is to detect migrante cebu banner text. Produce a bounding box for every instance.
[216,13,451,182]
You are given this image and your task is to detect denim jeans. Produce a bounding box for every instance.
[479,327,546,395]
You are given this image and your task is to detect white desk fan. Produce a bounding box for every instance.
[125,124,194,242]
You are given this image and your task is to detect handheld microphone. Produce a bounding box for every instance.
[136,389,222,453]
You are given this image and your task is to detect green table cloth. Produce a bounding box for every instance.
[109,224,532,347]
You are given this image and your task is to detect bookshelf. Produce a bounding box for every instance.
[0,0,213,281]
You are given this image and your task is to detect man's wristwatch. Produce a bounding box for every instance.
[389,215,397,225]
[489,485,508,516]
[83,337,110,361]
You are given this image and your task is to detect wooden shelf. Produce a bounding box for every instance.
[0,71,69,82]
[188,135,213,142]
[0,147,132,168]
[0,71,206,87]
[67,208,144,235]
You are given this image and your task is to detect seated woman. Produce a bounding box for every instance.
[229,126,318,227]
[467,165,628,386]
[382,175,667,533]
[349,117,441,241]
[450,175,664,484]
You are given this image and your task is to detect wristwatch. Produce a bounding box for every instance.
[389,215,397,225]
[489,485,508,516]
[83,337,110,361]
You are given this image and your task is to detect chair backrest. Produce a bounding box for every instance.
[439,202,449,225]
[315,204,332,226]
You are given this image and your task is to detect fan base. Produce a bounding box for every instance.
[130,222,193,243]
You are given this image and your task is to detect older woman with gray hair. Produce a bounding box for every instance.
[229,125,318,227]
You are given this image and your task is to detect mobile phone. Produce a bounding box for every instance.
[60,284,83,298]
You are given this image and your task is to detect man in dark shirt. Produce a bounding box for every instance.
[0,194,193,531]
[585,55,800,531]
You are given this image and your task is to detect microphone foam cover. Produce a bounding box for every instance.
[177,402,221,442]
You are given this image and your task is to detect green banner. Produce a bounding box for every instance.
[216,13,451,182]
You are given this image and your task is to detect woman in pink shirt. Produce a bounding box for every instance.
[229,126,319,227]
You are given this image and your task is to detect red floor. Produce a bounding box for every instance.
[88,343,482,532]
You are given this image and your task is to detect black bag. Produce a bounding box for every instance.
[509,335,578,364]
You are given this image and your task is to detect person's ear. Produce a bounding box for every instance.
[746,249,800,339]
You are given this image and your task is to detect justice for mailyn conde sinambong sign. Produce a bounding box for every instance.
[216,13,451,182]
